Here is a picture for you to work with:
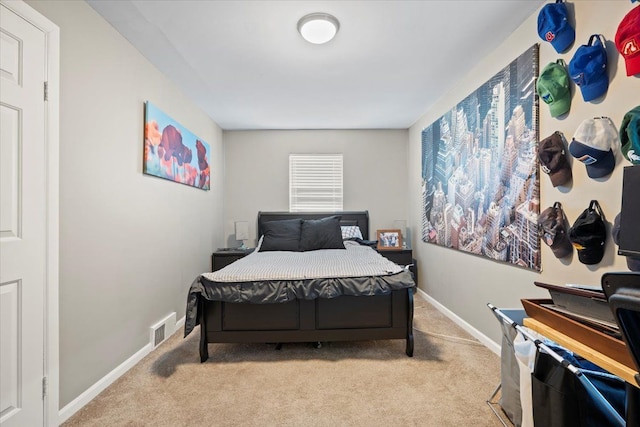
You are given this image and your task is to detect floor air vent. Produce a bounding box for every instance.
[150,312,176,349]
[153,324,165,347]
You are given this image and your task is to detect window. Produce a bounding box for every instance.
[289,154,343,212]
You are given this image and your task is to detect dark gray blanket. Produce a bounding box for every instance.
[184,270,415,337]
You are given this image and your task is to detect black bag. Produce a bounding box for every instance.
[531,347,625,427]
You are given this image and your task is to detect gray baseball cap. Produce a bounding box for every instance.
[538,202,573,259]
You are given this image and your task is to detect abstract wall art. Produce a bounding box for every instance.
[144,101,211,190]
[421,45,540,271]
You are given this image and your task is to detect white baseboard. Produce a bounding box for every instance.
[415,288,501,355]
[59,315,186,424]
[57,343,153,424]
[176,315,185,331]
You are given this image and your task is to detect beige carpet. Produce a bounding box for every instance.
[63,295,507,427]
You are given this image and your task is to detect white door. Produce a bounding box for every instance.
[0,3,47,426]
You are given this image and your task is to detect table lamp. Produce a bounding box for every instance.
[235,221,249,249]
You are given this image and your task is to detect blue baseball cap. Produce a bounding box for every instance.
[569,34,609,102]
[538,0,575,53]
[569,117,618,179]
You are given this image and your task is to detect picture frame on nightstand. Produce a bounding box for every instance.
[376,229,403,250]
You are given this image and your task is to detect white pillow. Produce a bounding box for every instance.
[341,225,363,240]
[255,235,264,251]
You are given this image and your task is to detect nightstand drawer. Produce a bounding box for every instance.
[377,249,412,266]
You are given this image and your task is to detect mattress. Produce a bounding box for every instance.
[202,241,403,281]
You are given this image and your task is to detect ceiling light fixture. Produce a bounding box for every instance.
[297,13,340,45]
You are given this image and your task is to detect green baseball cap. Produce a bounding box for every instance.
[537,59,571,118]
[621,105,640,164]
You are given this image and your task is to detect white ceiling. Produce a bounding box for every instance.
[88,0,545,130]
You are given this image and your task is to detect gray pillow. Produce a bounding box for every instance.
[259,218,302,252]
[300,216,345,251]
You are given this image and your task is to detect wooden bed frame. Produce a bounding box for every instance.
[198,211,414,362]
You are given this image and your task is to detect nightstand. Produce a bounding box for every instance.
[211,248,253,272]
[376,248,418,286]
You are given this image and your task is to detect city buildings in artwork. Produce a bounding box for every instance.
[421,46,540,270]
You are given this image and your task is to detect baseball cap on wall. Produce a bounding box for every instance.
[538,131,572,187]
[538,0,575,53]
[612,212,640,271]
[616,5,640,76]
[620,106,640,164]
[536,60,572,118]
[538,202,573,258]
[569,34,609,102]
[569,117,618,179]
[569,200,607,265]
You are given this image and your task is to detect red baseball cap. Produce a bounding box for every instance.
[616,5,640,76]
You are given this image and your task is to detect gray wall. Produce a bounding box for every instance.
[408,0,638,344]
[27,1,224,408]
[223,130,409,245]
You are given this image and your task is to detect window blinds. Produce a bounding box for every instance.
[289,154,343,212]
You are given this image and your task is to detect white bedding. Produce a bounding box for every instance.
[202,240,404,282]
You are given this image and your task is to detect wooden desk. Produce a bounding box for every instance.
[524,317,639,387]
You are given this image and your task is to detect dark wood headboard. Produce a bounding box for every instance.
[257,211,369,240]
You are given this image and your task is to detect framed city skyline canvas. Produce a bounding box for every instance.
[143,101,211,190]
[421,45,540,271]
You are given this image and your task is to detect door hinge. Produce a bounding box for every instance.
[42,376,47,399]
[44,81,48,101]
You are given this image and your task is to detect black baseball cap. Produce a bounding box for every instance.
[538,132,572,187]
[569,200,607,265]
[538,202,573,258]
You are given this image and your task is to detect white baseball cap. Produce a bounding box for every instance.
[569,117,618,178]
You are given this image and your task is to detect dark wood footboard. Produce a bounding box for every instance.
[199,288,414,362]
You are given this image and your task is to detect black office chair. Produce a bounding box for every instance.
[608,288,640,386]
[602,272,640,383]
[602,272,640,424]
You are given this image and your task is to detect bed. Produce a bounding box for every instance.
[184,211,415,362]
